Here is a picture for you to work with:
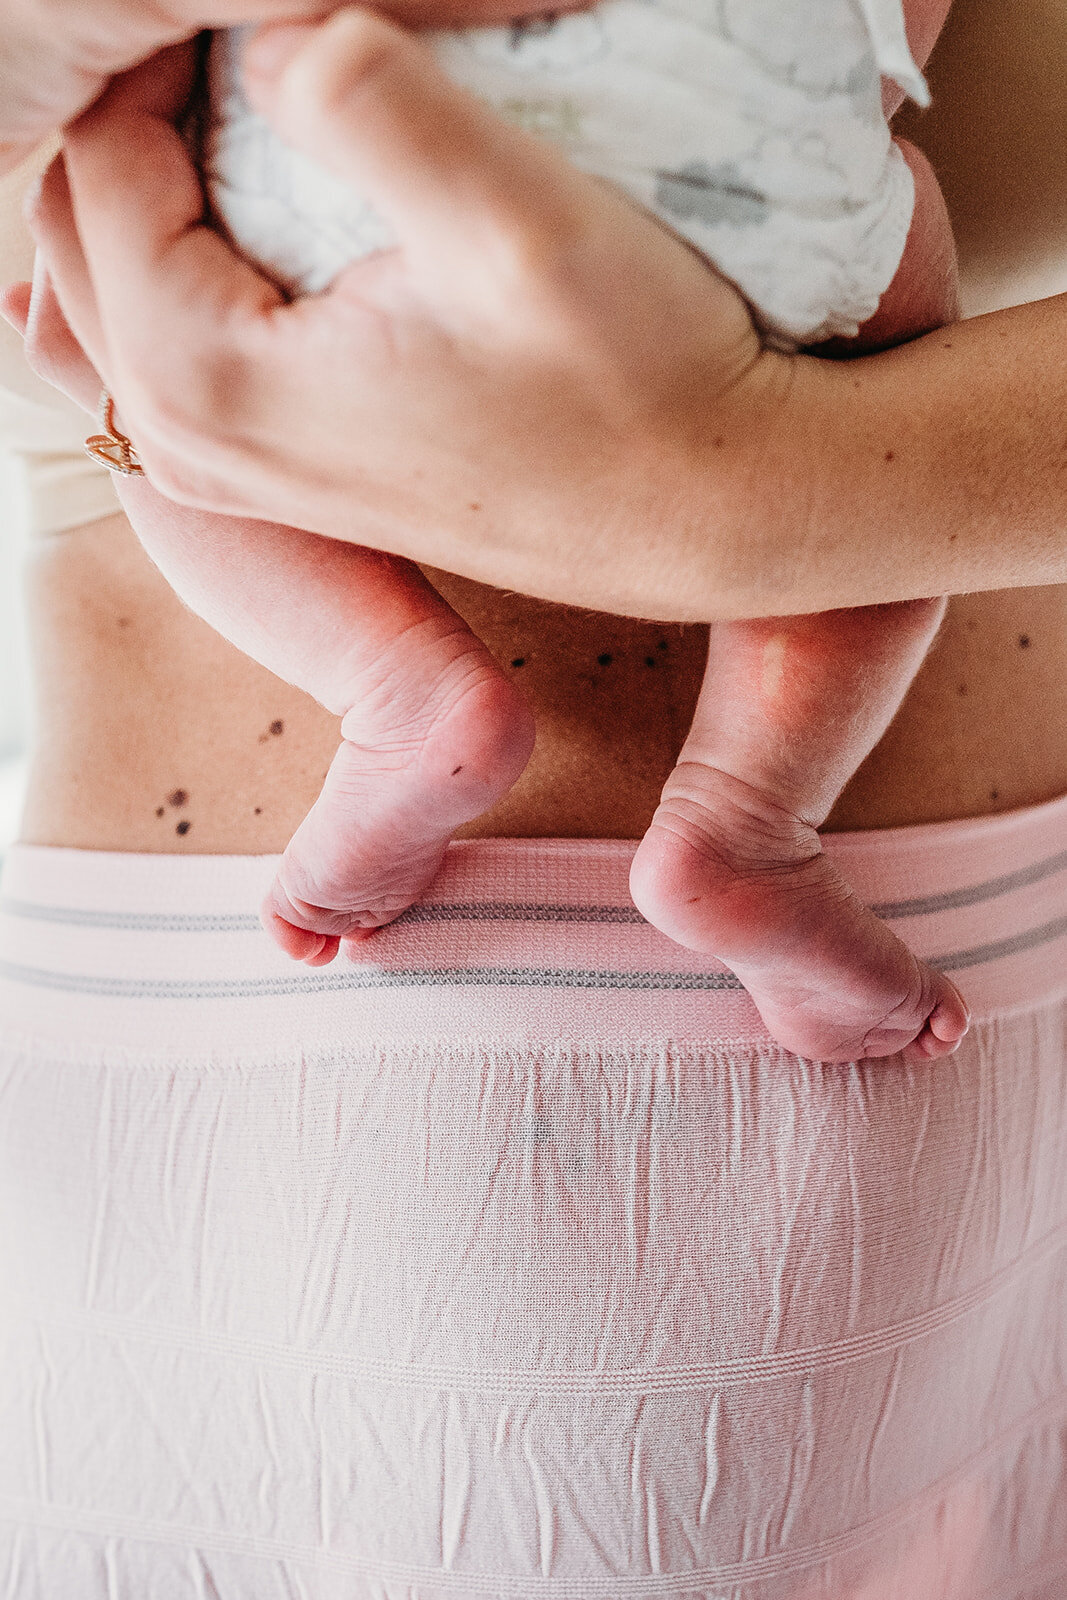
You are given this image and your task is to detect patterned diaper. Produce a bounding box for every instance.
[203,0,929,346]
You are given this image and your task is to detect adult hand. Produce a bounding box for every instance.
[25,11,784,621]
[25,10,1067,618]
[0,0,584,174]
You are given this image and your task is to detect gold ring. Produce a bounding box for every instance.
[84,389,145,477]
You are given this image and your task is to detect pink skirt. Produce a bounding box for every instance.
[1,797,1066,1598]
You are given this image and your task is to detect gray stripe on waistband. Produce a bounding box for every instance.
[928,912,1067,973]
[0,898,648,931]
[870,848,1067,919]
[3,846,1066,934]
[0,962,745,999]
[2,911,1066,1000]
[403,902,648,925]
[4,914,1066,1000]
[0,901,263,932]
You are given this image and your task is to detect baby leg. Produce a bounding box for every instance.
[631,144,968,1063]
[630,601,969,1061]
[117,479,534,964]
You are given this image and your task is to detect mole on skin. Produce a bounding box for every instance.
[168,789,188,808]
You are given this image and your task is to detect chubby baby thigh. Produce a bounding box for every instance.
[899,0,954,68]
[839,136,959,354]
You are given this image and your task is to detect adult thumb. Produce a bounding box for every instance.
[243,8,583,270]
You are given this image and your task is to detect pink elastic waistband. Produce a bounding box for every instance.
[1,793,1065,1058]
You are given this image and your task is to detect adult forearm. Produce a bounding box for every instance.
[647,298,1067,623]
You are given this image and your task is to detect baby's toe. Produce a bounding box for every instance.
[261,895,345,965]
[902,979,971,1063]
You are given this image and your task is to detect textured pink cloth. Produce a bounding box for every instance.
[0,801,1066,1597]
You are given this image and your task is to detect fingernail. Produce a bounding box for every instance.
[242,21,317,86]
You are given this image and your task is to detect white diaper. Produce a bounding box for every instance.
[204,0,928,346]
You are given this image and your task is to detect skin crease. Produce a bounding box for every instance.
[11,0,1067,853]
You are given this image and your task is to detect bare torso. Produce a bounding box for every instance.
[17,0,1067,854]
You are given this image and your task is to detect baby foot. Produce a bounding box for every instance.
[263,622,534,965]
[629,763,970,1063]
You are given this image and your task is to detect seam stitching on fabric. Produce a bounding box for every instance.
[17,1215,1067,1395]
[2,1389,1066,1591]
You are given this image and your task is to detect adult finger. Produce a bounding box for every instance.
[0,262,103,414]
[60,45,283,369]
[25,154,110,381]
[23,257,103,414]
[242,10,591,280]
[29,140,245,507]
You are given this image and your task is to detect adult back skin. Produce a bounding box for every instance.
[9,0,1067,859]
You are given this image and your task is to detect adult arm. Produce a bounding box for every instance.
[23,11,1067,622]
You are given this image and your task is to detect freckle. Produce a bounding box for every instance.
[168,788,188,808]
[469,501,482,512]
[451,765,464,776]
[943,342,954,349]
[511,657,526,669]
[175,820,191,836]
[597,653,612,667]
[644,656,657,668]
[254,807,262,815]
[657,640,668,652]
[1019,634,1031,649]
[117,617,131,628]
[990,789,999,802]
[155,807,165,818]
[713,436,724,448]
[949,533,958,542]
[957,683,967,695]
[270,719,284,736]
[884,451,895,463]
